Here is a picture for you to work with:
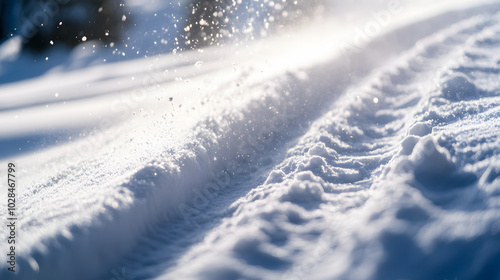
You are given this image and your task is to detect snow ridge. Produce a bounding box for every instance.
[118,8,500,280]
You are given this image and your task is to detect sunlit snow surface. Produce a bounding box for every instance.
[1,1,500,280]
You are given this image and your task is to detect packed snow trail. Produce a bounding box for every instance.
[120,7,500,280]
[0,1,500,280]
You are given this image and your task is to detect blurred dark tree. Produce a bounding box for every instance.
[182,0,326,49]
[183,0,231,49]
[0,0,20,39]
[0,1,6,39]
[0,0,129,51]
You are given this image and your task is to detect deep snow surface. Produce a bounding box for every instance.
[1,1,500,280]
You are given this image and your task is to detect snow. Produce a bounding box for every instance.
[1,0,500,280]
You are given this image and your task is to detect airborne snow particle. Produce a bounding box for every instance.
[82,36,87,42]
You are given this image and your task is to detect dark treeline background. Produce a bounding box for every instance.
[0,0,325,51]
[0,0,128,51]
